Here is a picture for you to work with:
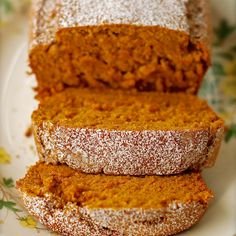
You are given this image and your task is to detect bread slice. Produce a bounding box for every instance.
[30,0,211,99]
[32,88,224,175]
[17,162,213,236]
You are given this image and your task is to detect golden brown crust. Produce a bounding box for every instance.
[20,192,210,236]
[186,0,212,52]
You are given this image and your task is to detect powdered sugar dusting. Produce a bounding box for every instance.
[33,121,224,175]
[59,0,189,29]
[20,192,209,236]
[30,0,211,48]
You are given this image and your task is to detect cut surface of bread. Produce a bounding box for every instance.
[33,88,222,131]
[32,88,224,175]
[30,0,211,99]
[17,162,213,236]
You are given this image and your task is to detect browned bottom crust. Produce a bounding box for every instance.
[20,192,209,236]
[33,121,224,175]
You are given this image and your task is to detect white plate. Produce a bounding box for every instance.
[0,3,236,236]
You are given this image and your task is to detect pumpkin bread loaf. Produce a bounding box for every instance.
[32,88,224,175]
[17,162,213,236]
[30,0,211,99]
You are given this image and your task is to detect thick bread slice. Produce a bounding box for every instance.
[32,88,224,175]
[17,163,213,236]
[30,0,211,99]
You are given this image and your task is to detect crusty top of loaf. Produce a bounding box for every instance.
[30,0,211,48]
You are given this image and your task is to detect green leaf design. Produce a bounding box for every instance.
[3,178,14,188]
[0,147,11,164]
[212,63,226,75]
[214,19,236,45]
[0,200,21,212]
[0,0,14,13]
[225,124,236,142]
[217,52,234,60]
[231,45,236,53]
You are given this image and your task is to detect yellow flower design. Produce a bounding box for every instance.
[19,216,37,228]
[0,147,11,164]
[220,59,236,98]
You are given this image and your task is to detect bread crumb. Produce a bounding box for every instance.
[25,126,33,137]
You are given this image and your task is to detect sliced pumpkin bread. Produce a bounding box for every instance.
[17,162,213,236]
[32,88,224,175]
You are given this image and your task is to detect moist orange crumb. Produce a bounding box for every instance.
[32,88,224,132]
[29,25,210,100]
[17,162,213,209]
